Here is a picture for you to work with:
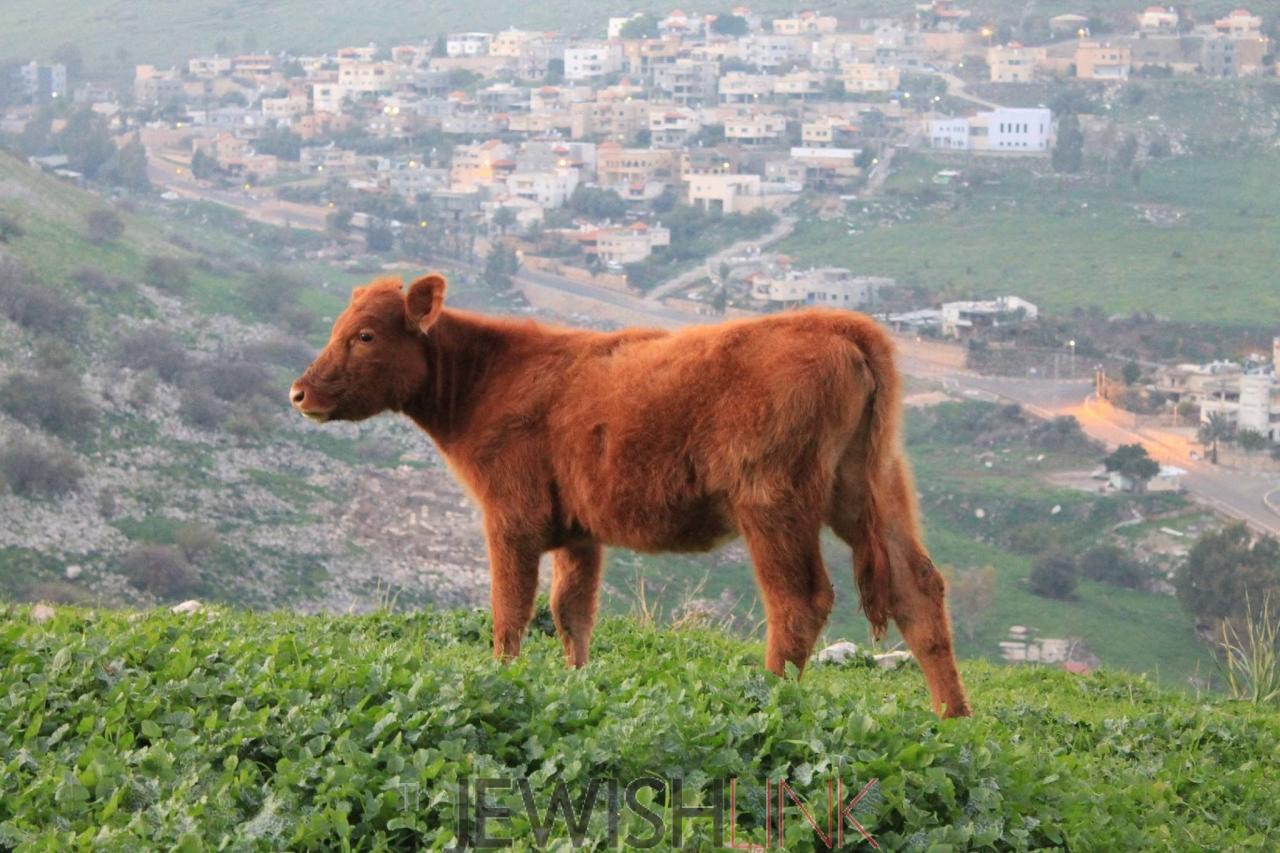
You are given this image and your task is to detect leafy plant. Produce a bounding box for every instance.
[1216,593,1280,705]
[0,607,1277,848]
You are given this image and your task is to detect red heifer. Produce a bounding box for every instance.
[291,274,970,717]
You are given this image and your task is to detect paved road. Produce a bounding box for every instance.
[146,152,330,231]
[939,71,1001,109]
[643,214,798,302]
[931,369,1280,536]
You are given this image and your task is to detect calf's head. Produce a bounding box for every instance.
[290,274,446,422]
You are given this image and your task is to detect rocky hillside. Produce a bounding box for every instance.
[0,151,492,612]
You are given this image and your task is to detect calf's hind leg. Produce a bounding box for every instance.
[551,540,604,668]
[737,506,835,677]
[830,457,971,717]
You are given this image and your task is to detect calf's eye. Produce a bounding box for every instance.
[358,331,374,343]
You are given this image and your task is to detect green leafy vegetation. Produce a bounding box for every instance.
[1,604,1277,848]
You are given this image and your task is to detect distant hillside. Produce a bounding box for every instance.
[0,150,492,613]
[2,603,1277,848]
[6,1,1280,75]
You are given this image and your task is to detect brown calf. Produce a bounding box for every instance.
[291,274,970,717]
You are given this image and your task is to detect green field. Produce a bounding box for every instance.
[3,604,1277,848]
[781,150,1280,327]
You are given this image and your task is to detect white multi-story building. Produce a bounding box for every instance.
[564,43,623,81]
[1195,338,1280,442]
[929,108,1053,153]
[446,33,493,57]
[741,34,806,71]
[505,169,579,208]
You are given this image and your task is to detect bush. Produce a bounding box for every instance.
[113,327,190,382]
[120,544,200,600]
[1006,522,1069,556]
[174,522,220,562]
[0,259,85,334]
[242,266,305,316]
[143,256,191,294]
[0,212,25,243]
[195,359,274,403]
[85,208,125,243]
[0,371,97,440]
[178,388,227,430]
[223,394,280,440]
[243,336,315,372]
[0,436,84,498]
[70,266,129,295]
[1028,416,1096,453]
[1079,544,1145,589]
[1029,552,1078,599]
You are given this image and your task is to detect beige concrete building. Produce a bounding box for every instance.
[841,62,900,93]
[1075,42,1131,80]
[987,43,1046,83]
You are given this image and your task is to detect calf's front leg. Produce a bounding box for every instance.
[486,534,541,661]
[551,540,604,668]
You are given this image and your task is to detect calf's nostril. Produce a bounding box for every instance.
[291,387,305,405]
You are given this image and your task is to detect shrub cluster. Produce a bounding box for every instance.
[0,435,84,498]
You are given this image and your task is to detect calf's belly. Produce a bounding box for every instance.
[589,495,737,554]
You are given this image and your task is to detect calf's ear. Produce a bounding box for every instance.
[405,273,447,334]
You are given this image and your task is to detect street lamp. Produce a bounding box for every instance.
[1067,339,1076,379]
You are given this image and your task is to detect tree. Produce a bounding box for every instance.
[1198,413,1236,464]
[1177,524,1280,624]
[431,34,448,58]
[492,206,518,236]
[57,109,117,179]
[1103,443,1160,492]
[483,243,520,291]
[104,136,151,192]
[85,209,125,244]
[711,14,750,36]
[1239,430,1270,455]
[619,14,660,39]
[191,148,220,180]
[365,218,394,252]
[568,186,627,220]
[1052,112,1084,174]
[1029,552,1078,599]
[1079,544,1145,589]
[946,565,996,641]
[254,126,303,161]
[326,207,353,235]
[1121,361,1142,385]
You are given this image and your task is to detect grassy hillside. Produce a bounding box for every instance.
[3,604,1278,849]
[781,149,1280,328]
[8,1,1280,73]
